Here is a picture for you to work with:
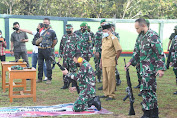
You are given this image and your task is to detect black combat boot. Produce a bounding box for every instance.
[134,80,141,89]
[174,91,177,95]
[116,74,121,86]
[151,108,159,118]
[60,82,69,89]
[141,109,151,118]
[88,96,101,111]
[98,86,103,90]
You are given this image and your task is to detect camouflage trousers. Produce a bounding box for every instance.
[73,91,95,112]
[136,65,142,82]
[94,56,102,76]
[115,66,119,76]
[173,62,177,77]
[63,57,77,82]
[140,73,158,110]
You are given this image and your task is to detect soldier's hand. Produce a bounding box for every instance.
[156,70,164,77]
[58,57,61,63]
[69,87,76,93]
[124,62,131,71]
[62,69,68,75]
[95,52,99,59]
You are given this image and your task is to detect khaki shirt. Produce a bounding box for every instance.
[101,33,122,67]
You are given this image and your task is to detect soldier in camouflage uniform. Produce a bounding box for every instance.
[125,18,166,118]
[58,24,80,89]
[94,26,103,83]
[62,53,101,112]
[74,23,92,62]
[111,23,121,86]
[170,34,177,94]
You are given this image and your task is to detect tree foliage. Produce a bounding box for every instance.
[0,0,176,19]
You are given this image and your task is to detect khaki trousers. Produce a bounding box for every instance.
[102,66,116,98]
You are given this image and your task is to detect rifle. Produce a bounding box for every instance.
[123,58,135,115]
[49,56,80,94]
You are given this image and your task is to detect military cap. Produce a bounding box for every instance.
[80,22,88,27]
[174,25,177,30]
[102,23,111,30]
[87,26,91,29]
[98,26,101,30]
[66,24,73,29]
[145,19,150,28]
[100,19,106,24]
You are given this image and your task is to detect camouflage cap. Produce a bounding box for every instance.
[66,24,73,29]
[100,19,106,24]
[87,26,91,29]
[80,22,88,27]
[174,25,177,30]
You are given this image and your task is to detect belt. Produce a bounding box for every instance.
[38,46,51,49]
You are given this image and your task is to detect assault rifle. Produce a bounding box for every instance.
[123,58,135,115]
[49,56,80,94]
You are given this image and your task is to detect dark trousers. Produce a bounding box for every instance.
[38,48,52,80]
[14,51,29,67]
[0,55,5,61]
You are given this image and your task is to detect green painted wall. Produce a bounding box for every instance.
[9,18,63,51]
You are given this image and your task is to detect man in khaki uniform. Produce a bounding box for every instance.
[100,23,122,101]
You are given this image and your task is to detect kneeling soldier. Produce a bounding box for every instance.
[62,53,101,112]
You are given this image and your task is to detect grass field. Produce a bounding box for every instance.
[0,56,177,118]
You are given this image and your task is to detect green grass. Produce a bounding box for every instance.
[0,56,177,118]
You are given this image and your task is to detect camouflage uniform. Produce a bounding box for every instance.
[130,30,166,110]
[59,33,80,82]
[66,60,96,112]
[74,30,92,62]
[130,33,143,87]
[171,35,177,82]
[94,29,103,81]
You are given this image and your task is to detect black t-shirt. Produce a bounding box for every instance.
[169,33,176,40]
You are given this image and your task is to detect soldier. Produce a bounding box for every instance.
[58,24,80,89]
[166,25,177,69]
[74,22,92,62]
[125,18,166,118]
[99,23,122,101]
[62,53,101,112]
[133,19,150,90]
[170,34,177,94]
[94,26,103,83]
[110,23,121,86]
[36,18,58,84]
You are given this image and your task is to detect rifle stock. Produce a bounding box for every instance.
[123,58,135,115]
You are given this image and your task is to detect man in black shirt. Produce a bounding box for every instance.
[166,25,177,69]
[36,18,58,84]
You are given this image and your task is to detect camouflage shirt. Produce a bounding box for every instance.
[130,30,166,75]
[58,33,80,58]
[76,30,93,55]
[94,29,103,53]
[66,60,96,96]
[171,35,177,63]
[112,31,120,42]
